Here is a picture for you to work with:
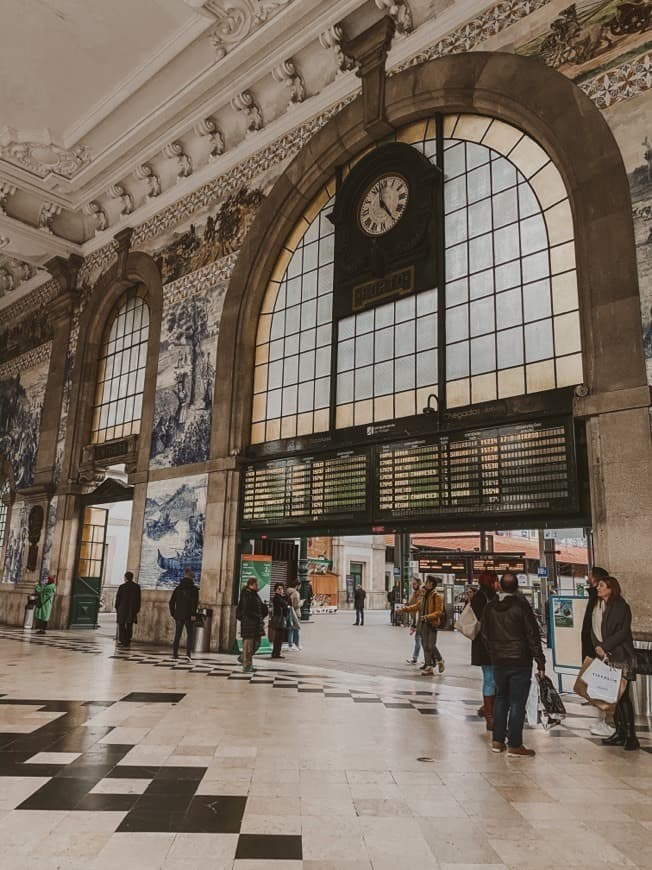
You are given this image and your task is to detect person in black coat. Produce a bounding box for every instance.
[481,572,546,757]
[169,569,199,659]
[353,584,366,626]
[470,572,497,730]
[592,576,639,751]
[270,583,289,659]
[236,577,268,673]
[115,571,141,648]
[581,566,609,660]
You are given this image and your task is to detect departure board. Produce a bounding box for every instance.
[240,418,580,533]
[241,450,368,528]
[376,420,576,521]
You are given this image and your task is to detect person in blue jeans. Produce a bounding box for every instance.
[470,572,498,730]
[480,572,546,758]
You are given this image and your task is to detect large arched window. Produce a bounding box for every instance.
[91,286,150,443]
[0,474,12,568]
[251,114,582,443]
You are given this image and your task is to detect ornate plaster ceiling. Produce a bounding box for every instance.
[0,0,508,306]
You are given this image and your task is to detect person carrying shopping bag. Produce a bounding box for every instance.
[591,575,639,751]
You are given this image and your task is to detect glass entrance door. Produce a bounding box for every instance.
[71,507,108,628]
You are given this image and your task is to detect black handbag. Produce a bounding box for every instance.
[537,674,566,720]
[635,648,652,675]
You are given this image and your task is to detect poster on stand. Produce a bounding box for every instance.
[550,595,589,671]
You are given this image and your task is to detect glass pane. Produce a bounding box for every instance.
[447,305,469,342]
[470,335,495,375]
[470,297,495,336]
[497,327,524,368]
[446,341,469,379]
[524,319,554,362]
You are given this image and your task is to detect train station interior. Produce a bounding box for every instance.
[1,1,651,866]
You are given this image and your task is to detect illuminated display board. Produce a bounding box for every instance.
[240,419,579,533]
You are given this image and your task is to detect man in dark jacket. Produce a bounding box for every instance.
[236,577,268,673]
[353,584,366,626]
[481,571,546,757]
[169,569,199,659]
[115,571,141,648]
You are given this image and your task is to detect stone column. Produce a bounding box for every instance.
[578,387,652,631]
[10,259,81,626]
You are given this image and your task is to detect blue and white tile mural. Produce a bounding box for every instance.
[39,497,58,582]
[2,499,26,584]
[0,355,49,489]
[150,287,225,469]
[138,474,207,589]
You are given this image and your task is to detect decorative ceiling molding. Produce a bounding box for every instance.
[205,0,297,59]
[391,0,553,73]
[0,277,58,324]
[82,201,109,231]
[0,341,52,379]
[579,50,652,110]
[0,127,90,180]
[38,202,62,234]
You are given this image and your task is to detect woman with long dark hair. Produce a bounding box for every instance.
[471,572,498,730]
[592,576,639,751]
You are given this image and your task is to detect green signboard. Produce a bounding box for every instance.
[238,554,272,655]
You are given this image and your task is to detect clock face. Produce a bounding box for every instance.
[358,173,409,236]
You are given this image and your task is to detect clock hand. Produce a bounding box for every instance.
[378,191,393,220]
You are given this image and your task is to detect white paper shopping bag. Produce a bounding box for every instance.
[584,658,623,704]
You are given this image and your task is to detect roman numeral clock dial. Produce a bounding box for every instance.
[358,173,409,236]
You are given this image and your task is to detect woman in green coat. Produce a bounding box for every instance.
[34,576,56,634]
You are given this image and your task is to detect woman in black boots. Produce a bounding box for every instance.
[592,576,639,751]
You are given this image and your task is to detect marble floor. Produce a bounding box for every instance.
[1,616,651,869]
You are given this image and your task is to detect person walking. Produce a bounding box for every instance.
[400,575,445,676]
[33,575,56,634]
[115,571,141,648]
[481,571,546,757]
[169,569,199,659]
[270,583,289,659]
[405,577,424,664]
[470,572,497,731]
[593,576,639,751]
[353,584,366,626]
[286,581,302,650]
[237,576,268,673]
[580,566,614,738]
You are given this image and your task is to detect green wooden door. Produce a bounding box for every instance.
[71,507,108,628]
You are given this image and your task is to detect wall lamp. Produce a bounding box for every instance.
[422,393,439,416]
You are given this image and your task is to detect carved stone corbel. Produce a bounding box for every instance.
[134,163,161,200]
[108,183,135,216]
[319,24,355,74]
[231,91,263,134]
[194,117,225,161]
[375,0,413,35]
[0,182,16,215]
[272,59,305,107]
[38,202,62,233]
[83,200,109,232]
[163,141,193,181]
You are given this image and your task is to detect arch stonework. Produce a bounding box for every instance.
[208,51,652,635]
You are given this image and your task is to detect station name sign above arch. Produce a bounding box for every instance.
[329,142,442,320]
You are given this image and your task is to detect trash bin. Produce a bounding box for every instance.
[192,607,213,654]
[23,594,38,630]
[632,637,652,717]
